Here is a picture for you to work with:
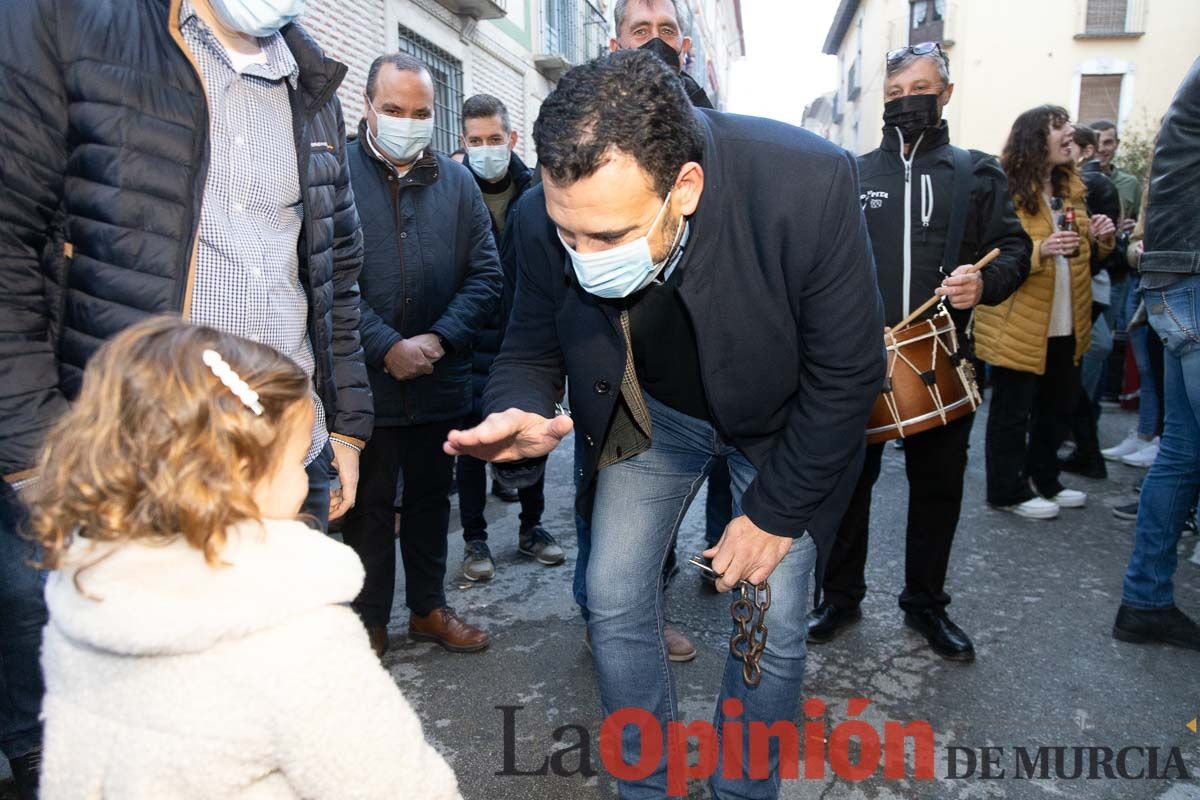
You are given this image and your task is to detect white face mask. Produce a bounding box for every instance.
[208,0,307,37]
[367,97,433,164]
[558,191,684,299]
[467,144,511,182]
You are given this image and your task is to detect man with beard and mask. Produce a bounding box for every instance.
[342,54,501,658]
[0,0,374,792]
[447,51,884,799]
[806,43,1031,661]
[455,93,565,582]
[611,0,714,109]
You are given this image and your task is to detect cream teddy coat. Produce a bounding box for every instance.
[39,519,462,799]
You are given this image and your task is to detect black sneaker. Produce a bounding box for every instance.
[9,745,42,800]
[492,483,519,503]
[1113,502,1139,521]
[462,539,495,581]
[518,525,565,566]
[1113,605,1200,651]
[1059,455,1108,480]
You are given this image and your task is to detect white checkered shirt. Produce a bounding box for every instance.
[181,2,327,463]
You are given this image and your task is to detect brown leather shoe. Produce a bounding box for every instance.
[409,607,490,653]
[366,626,389,659]
[664,625,697,662]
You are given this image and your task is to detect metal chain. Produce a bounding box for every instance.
[687,555,772,687]
[727,579,771,687]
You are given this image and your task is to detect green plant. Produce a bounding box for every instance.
[1113,114,1158,185]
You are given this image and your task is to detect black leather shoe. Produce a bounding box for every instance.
[904,608,975,662]
[806,602,862,644]
[1112,604,1200,651]
[1059,455,1107,479]
[492,483,519,502]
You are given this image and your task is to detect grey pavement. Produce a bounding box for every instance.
[374,402,1200,800]
[4,403,1199,799]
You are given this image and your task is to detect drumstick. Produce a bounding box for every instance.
[892,248,1001,332]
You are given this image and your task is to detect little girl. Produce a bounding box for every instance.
[28,317,461,799]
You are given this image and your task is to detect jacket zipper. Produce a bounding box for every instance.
[896,128,926,318]
[167,0,209,319]
[393,177,411,420]
[920,173,933,244]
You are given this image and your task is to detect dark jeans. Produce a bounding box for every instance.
[457,451,545,541]
[985,336,1080,505]
[704,455,733,547]
[823,413,973,613]
[1068,387,1103,465]
[0,482,46,760]
[341,421,458,625]
[301,442,336,532]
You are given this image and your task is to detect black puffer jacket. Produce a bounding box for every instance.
[0,0,373,479]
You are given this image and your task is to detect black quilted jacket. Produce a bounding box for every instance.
[0,0,373,478]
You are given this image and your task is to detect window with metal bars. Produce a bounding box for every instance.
[1079,74,1123,125]
[1085,0,1129,33]
[397,25,464,156]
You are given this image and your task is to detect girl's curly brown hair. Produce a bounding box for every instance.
[28,316,312,571]
[1001,104,1075,217]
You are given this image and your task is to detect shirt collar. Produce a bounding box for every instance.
[180,0,300,90]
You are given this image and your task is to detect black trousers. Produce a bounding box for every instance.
[300,442,336,532]
[457,453,545,541]
[823,413,973,613]
[985,335,1080,506]
[341,420,458,625]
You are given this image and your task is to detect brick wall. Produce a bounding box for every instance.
[469,45,530,160]
[301,0,388,130]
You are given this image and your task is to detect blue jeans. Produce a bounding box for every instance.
[302,441,336,533]
[1123,275,1200,609]
[1127,284,1162,437]
[1081,312,1113,401]
[0,482,47,760]
[587,394,817,799]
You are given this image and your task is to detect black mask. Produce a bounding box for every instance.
[882,93,942,141]
[639,37,682,72]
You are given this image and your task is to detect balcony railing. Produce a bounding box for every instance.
[535,0,609,81]
[1075,0,1146,37]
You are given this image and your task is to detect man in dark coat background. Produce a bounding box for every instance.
[341,54,501,658]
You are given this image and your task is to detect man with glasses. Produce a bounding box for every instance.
[808,42,1030,661]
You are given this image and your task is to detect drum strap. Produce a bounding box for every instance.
[942,146,975,279]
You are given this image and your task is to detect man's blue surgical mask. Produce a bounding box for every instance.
[208,0,307,37]
[467,144,511,182]
[558,191,685,299]
[367,97,433,164]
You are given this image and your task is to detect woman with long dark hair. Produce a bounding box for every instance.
[974,105,1116,520]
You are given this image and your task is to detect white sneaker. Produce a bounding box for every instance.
[1049,489,1087,508]
[1102,432,1147,461]
[1000,497,1061,519]
[1121,438,1160,468]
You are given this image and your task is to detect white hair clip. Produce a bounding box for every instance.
[202,349,264,416]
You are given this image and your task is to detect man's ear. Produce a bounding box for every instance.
[508,129,519,151]
[675,161,704,216]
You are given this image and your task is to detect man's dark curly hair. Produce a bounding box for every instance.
[1001,104,1074,217]
[533,50,703,198]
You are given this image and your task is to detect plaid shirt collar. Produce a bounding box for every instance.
[179,0,300,90]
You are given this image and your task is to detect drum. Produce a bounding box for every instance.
[866,310,982,444]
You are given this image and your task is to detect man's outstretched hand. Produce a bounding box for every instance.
[444,408,574,462]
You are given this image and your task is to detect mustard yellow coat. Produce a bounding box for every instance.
[973,173,1112,375]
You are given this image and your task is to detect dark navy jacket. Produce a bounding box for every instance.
[461,151,534,415]
[484,109,886,565]
[349,132,502,427]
